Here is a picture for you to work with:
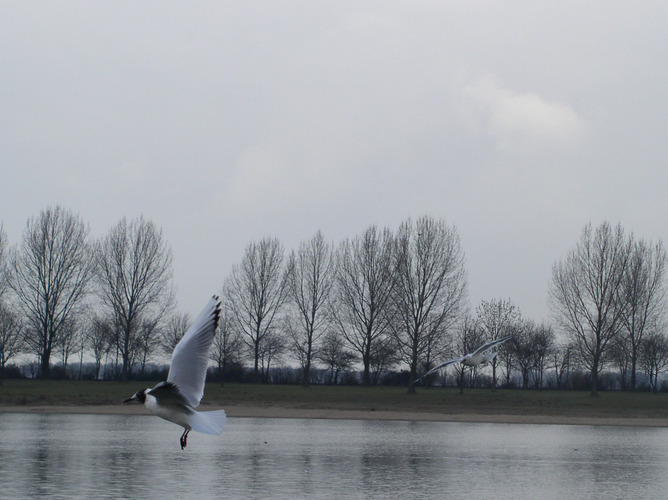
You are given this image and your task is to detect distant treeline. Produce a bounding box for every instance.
[3,359,668,394]
[1,210,667,395]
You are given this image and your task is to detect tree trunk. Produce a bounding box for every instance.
[303,361,311,387]
[254,340,260,381]
[302,340,312,387]
[631,346,637,391]
[590,358,599,396]
[362,341,371,385]
[406,340,418,394]
[218,359,226,385]
[122,354,130,382]
[407,363,417,394]
[40,351,51,379]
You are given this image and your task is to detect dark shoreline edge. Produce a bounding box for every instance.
[2,404,667,428]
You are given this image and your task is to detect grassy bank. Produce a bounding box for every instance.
[2,379,668,420]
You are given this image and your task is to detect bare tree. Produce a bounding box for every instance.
[317,330,356,384]
[95,216,174,381]
[57,317,83,375]
[135,316,161,377]
[258,329,285,383]
[531,323,555,389]
[88,316,113,380]
[0,301,24,383]
[551,341,573,390]
[512,321,535,389]
[476,298,521,388]
[368,335,400,385]
[391,216,468,394]
[620,238,667,390]
[210,308,242,384]
[333,225,395,385]
[640,332,668,393]
[0,226,21,383]
[608,334,631,390]
[550,222,631,396]
[225,237,289,381]
[450,316,483,392]
[9,207,94,378]
[499,338,516,387]
[286,231,336,386]
[512,320,555,389]
[158,312,191,355]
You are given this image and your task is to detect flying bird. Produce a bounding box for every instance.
[124,296,227,449]
[415,335,512,383]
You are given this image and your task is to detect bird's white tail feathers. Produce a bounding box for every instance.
[190,409,227,435]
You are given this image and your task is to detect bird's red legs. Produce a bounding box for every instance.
[180,429,190,450]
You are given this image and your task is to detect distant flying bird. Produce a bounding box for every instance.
[415,335,513,383]
[124,296,227,449]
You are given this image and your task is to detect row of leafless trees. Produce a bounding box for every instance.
[445,222,668,395]
[214,220,668,394]
[0,207,174,381]
[0,210,470,388]
[437,301,668,394]
[222,216,468,392]
[550,222,668,394]
[2,211,667,394]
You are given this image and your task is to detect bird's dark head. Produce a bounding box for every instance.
[123,389,147,404]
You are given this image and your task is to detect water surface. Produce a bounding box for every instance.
[1,413,667,499]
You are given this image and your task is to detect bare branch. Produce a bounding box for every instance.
[391,216,468,393]
[549,222,631,395]
[224,237,288,380]
[9,207,93,378]
[95,216,173,381]
[333,225,396,385]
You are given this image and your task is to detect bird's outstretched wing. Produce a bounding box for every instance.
[148,381,193,409]
[471,335,512,357]
[414,356,467,383]
[167,296,221,407]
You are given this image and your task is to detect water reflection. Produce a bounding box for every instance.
[1,413,668,499]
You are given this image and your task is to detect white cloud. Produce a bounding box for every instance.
[462,74,586,153]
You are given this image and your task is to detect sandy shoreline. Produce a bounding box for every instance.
[2,404,668,427]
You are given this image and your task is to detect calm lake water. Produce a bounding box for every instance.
[1,413,667,499]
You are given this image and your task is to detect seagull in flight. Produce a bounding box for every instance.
[415,335,512,383]
[124,296,227,449]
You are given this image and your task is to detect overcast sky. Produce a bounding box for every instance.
[2,2,667,322]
